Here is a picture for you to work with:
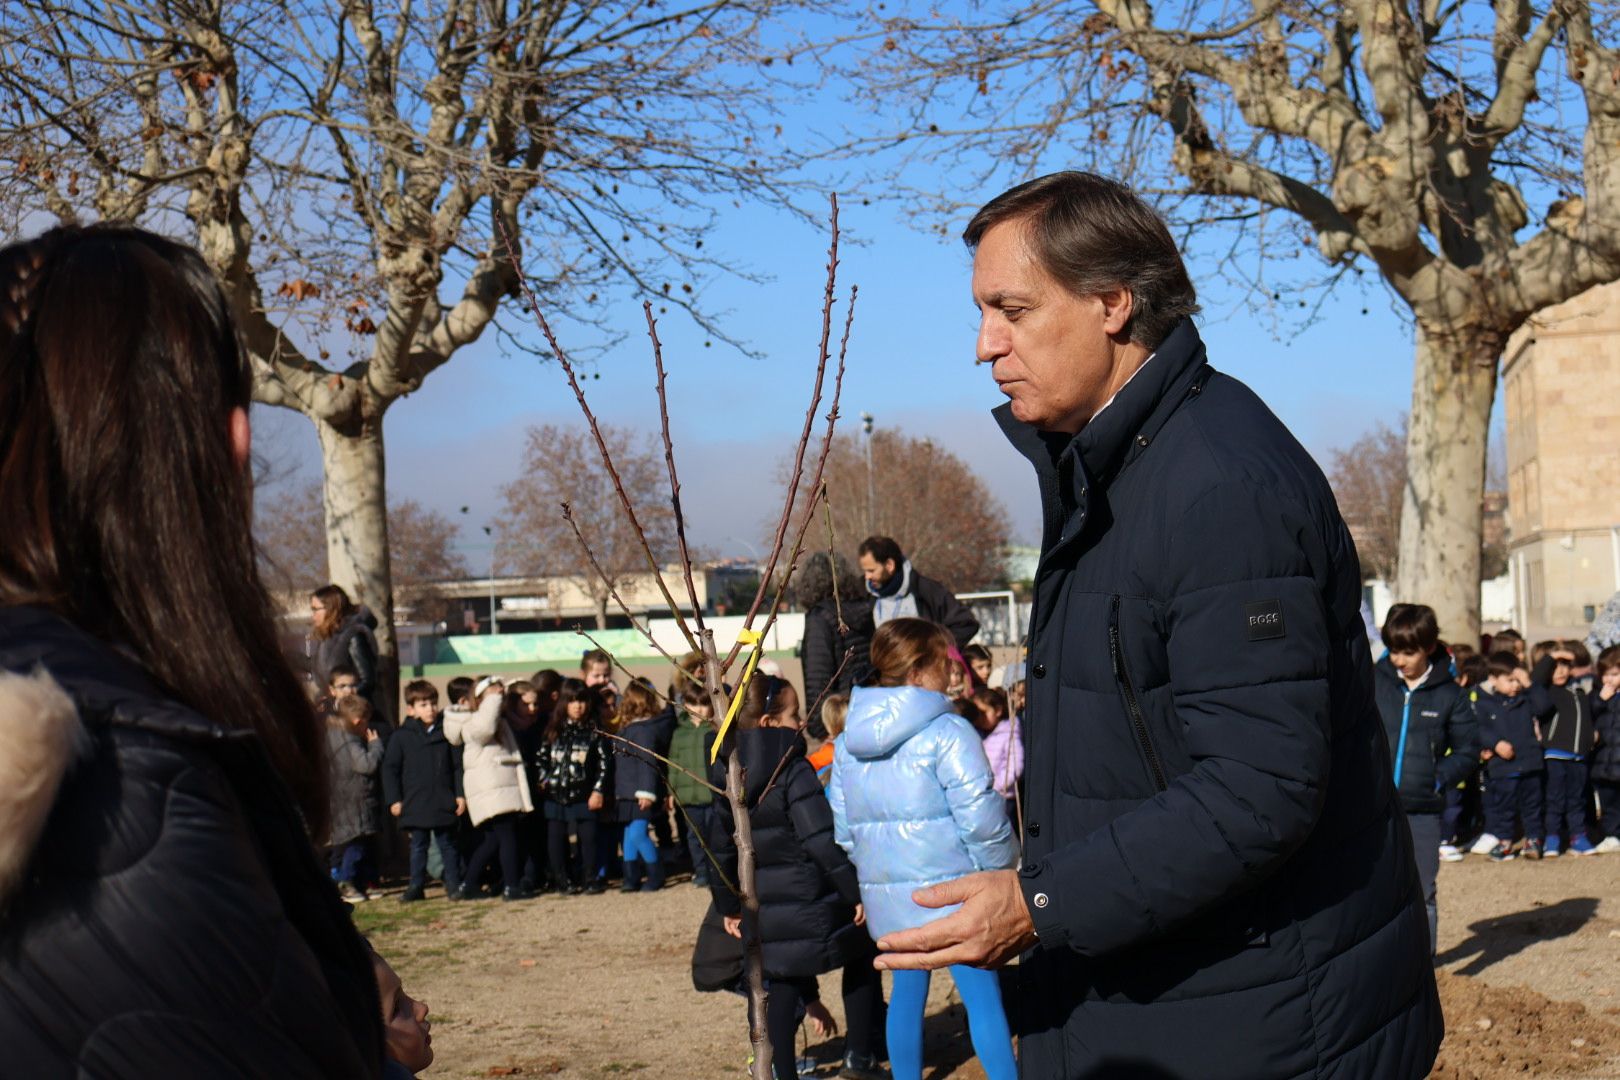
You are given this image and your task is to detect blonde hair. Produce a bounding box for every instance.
[820,693,849,738]
[617,677,661,727]
[870,618,956,687]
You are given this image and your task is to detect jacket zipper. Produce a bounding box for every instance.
[1392,689,1413,789]
[1109,595,1168,792]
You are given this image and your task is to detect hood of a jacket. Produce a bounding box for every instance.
[1374,651,1456,693]
[349,606,379,632]
[732,726,805,805]
[843,685,953,759]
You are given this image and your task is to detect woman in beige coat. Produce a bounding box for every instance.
[446,677,533,900]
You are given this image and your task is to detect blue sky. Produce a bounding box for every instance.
[254,189,1436,559]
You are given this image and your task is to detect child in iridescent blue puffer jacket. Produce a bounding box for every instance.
[828,618,1019,1080]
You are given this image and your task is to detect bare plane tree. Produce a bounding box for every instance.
[0,0,819,701]
[838,0,1620,639]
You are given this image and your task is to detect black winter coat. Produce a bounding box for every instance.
[999,320,1441,1079]
[801,597,874,734]
[1373,653,1480,814]
[1477,684,1553,776]
[0,606,382,1077]
[708,726,862,978]
[1593,693,1620,781]
[381,716,465,830]
[540,719,609,806]
[614,714,663,817]
[1530,654,1600,757]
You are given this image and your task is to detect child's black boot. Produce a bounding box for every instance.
[621,858,645,892]
[641,857,666,892]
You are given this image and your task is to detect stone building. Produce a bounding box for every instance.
[1501,282,1620,638]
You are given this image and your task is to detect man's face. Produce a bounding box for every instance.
[972,219,1131,435]
[858,553,895,587]
[1388,647,1429,682]
[330,675,358,700]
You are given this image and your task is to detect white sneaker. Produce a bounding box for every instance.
[1470,833,1500,855]
[1439,844,1465,862]
[1595,836,1620,854]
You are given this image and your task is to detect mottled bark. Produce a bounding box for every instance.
[1396,331,1498,638]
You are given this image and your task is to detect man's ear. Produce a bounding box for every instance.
[229,406,252,470]
[1098,287,1135,337]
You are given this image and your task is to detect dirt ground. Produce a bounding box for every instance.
[356,853,1620,1079]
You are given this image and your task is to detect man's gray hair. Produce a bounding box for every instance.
[963,172,1199,349]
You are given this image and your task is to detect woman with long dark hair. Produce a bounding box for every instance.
[311,582,382,709]
[0,226,383,1074]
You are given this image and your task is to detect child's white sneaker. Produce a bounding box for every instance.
[1438,843,1464,862]
[1470,832,1500,855]
[1595,836,1620,854]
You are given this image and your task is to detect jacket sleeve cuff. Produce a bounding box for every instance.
[1017,859,1072,949]
[635,789,657,801]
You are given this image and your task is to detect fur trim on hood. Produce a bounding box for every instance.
[0,668,85,904]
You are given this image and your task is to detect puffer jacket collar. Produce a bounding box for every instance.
[844,685,954,759]
[0,606,245,905]
[995,319,1212,555]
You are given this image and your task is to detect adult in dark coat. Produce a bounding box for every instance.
[311,586,383,717]
[873,173,1441,1079]
[858,536,980,649]
[797,552,875,736]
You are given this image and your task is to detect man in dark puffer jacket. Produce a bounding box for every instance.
[873,172,1441,1079]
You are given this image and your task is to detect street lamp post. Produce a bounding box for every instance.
[861,412,875,534]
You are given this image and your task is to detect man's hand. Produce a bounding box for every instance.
[454,796,467,816]
[1495,739,1515,761]
[389,802,403,817]
[587,791,605,812]
[874,870,1036,970]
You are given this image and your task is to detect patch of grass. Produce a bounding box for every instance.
[599,1064,648,1073]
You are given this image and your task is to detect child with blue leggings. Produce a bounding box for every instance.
[828,618,1020,1080]
[613,678,666,891]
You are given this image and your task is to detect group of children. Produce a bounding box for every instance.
[1374,603,1620,953]
[320,649,735,905]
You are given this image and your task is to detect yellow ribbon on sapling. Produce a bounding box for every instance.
[711,628,765,764]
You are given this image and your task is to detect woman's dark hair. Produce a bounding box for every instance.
[1381,603,1440,654]
[311,583,356,641]
[794,551,866,609]
[547,677,599,740]
[0,225,328,836]
[962,643,992,665]
[962,171,1200,349]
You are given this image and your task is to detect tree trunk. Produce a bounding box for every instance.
[1395,329,1496,645]
[594,595,609,631]
[316,419,398,721]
